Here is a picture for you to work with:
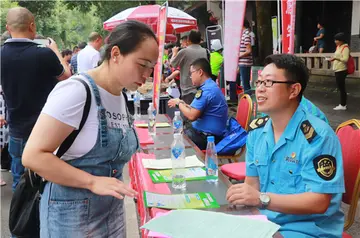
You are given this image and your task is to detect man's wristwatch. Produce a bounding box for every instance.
[259,193,271,209]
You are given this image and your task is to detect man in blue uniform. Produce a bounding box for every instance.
[226,54,344,238]
[168,58,228,150]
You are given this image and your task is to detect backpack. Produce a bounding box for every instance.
[341,45,355,74]
[215,117,248,155]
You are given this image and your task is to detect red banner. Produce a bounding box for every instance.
[281,0,296,54]
[152,3,168,112]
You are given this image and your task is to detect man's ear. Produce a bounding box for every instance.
[289,83,302,100]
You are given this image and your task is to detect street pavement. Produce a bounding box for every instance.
[1,78,359,238]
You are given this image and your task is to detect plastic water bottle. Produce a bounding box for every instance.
[148,102,156,136]
[171,134,186,189]
[205,136,218,182]
[172,111,183,134]
[134,91,141,120]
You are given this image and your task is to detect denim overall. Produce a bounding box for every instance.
[40,74,139,238]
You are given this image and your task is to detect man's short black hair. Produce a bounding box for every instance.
[191,58,212,77]
[264,54,309,101]
[78,41,87,49]
[188,30,201,44]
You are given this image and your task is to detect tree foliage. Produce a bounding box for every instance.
[0,0,19,34]
[1,0,199,50]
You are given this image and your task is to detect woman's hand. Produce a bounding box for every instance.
[89,176,138,199]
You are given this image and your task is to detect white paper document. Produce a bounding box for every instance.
[142,155,204,169]
[141,209,281,238]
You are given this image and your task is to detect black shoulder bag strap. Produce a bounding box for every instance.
[56,78,91,158]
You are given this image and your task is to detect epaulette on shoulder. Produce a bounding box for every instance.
[300,120,317,143]
[248,116,269,131]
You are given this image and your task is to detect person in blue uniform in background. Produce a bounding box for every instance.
[226,54,344,238]
[168,58,228,150]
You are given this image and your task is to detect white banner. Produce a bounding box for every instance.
[224,0,247,83]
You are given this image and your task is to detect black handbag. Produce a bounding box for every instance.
[9,78,91,237]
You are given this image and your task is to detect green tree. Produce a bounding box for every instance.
[0,0,19,34]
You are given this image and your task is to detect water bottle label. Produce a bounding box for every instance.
[172,147,183,159]
[174,121,182,129]
[152,110,156,117]
[208,158,218,170]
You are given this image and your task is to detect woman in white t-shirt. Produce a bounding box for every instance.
[22,21,159,237]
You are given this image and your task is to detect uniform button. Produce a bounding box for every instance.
[289,170,293,174]
[255,160,259,164]
[271,180,275,185]
[272,159,276,163]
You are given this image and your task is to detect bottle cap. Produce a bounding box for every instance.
[175,111,180,116]
[149,102,153,107]
[207,136,215,142]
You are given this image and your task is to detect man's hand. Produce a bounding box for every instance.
[314,37,318,41]
[0,116,6,127]
[47,38,60,53]
[168,98,181,108]
[226,183,261,207]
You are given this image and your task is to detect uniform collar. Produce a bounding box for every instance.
[262,105,305,141]
[198,78,212,89]
[5,38,34,43]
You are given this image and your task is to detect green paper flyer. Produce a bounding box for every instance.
[148,167,217,183]
[143,191,220,209]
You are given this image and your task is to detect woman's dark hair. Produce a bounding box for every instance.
[334,32,346,42]
[318,21,324,27]
[61,49,72,58]
[191,58,212,77]
[264,54,309,102]
[243,19,251,29]
[103,20,158,61]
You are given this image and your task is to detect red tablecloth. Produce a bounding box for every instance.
[129,153,171,237]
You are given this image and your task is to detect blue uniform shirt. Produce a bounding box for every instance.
[246,106,345,238]
[190,78,228,136]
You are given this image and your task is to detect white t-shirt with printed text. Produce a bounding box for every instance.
[42,75,129,161]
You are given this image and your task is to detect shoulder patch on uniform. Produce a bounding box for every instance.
[313,155,336,181]
[300,120,317,143]
[248,116,269,131]
[195,89,202,99]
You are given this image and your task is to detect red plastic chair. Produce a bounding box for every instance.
[220,94,252,176]
[336,119,360,237]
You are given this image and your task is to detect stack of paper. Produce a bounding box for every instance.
[141,209,280,238]
[135,122,171,128]
[147,211,269,238]
[142,155,204,169]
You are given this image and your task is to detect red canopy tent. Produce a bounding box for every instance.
[103,4,197,42]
